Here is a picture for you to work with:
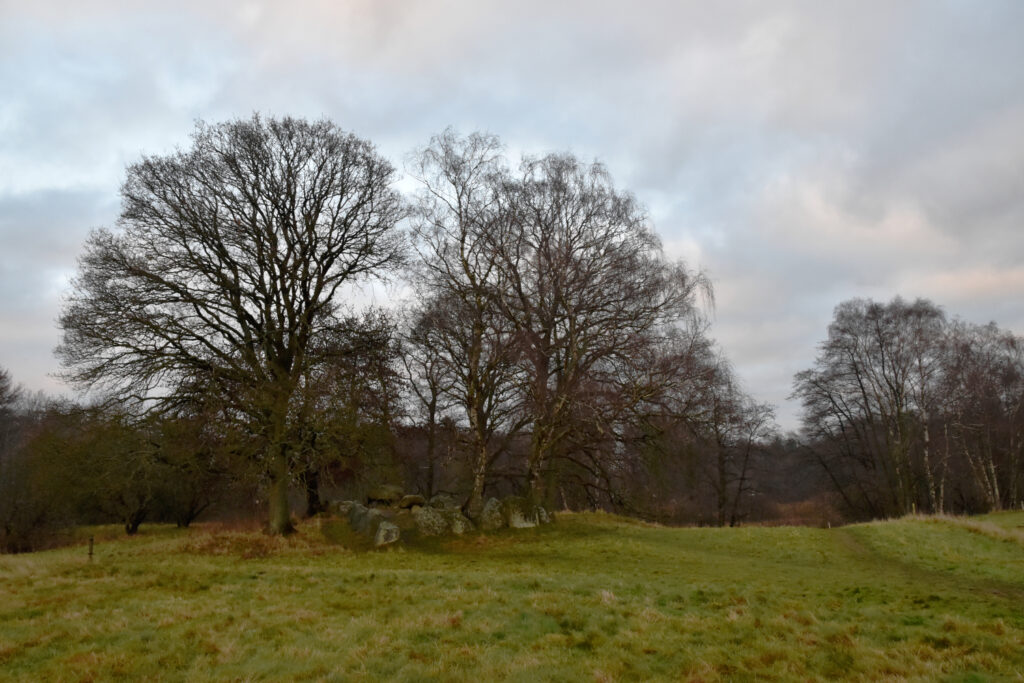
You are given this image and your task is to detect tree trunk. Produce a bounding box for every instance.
[124,507,147,535]
[1009,430,1021,508]
[465,395,489,519]
[921,418,940,514]
[527,351,551,505]
[986,455,1002,511]
[268,444,294,535]
[729,440,756,528]
[176,497,210,528]
[716,444,728,527]
[303,467,323,518]
[526,422,548,505]
[466,441,488,520]
[425,401,437,499]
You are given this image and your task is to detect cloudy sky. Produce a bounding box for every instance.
[2,0,1023,429]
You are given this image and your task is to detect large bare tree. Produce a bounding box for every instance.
[793,297,948,517]
[496,154,710,502]
[57,115,405,534]
[407,131,526,517]
[407,135,712,508]
[942,320,1024,510]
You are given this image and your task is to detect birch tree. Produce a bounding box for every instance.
[407,131,524,517]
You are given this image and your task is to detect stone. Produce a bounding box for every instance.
[346,502,368,526]
[502,496,538,528]
[443,509,475,535]
[348,503,385,536]
[392,509,418,531]
[479,497,505,531]
[429,493,459,509]
[537,506,552,524]
[366,484,404,507]
[329,500,356,517]
[412,505,450,536]
[374,521,401,547]
[398,494,427,509]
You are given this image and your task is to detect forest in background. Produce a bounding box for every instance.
[2,116,1022,552]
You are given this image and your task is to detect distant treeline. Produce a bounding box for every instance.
[794,297,1024,520]
[2,116,1021,552]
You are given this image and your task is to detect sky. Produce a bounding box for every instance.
[2,0,1023,430]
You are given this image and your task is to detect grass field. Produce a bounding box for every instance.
[1,511,1023,681]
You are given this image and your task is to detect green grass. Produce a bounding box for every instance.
[1,512,1023,681]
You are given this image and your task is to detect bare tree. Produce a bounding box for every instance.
[494,154,711,503]
[407,131,526,517]
[0,367,20,461]
[701,371,776,527]
[0,393,82,553]
[400,301,457,499]
[295,309,404,516]
[57,115,405,534]
[793,297,947,517]
[408,134,713,510]
[0,367,32,550]
[942,321,1024,510]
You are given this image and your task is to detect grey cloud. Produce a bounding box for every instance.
[1,0,1023,430]
[0,187,119,396]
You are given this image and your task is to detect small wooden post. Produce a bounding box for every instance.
[88,536,94,562]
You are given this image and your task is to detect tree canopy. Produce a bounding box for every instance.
[57,115,405,533]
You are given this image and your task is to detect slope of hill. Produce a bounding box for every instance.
[2,512,1022,681]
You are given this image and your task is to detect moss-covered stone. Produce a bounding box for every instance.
[412,505,449,536]
[501,496,539,528]
[373,521,400,547]
[479,497,505,531]
[398,494,426,509]
[366,484,404,506]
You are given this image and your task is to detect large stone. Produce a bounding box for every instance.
[366,484,404,507]
[329,500,356,517]
[348,503,385,536]
[479,497,505,531]
[374,521,401,547]
[398,494,427,510]
[502,496,538,528]
[429,493,459,509]
[443,509,475,535]
[412,505,450,536]
[392,509,418,531]
[347,502,368,527]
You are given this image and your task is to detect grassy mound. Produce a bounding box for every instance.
[2,512,1022,681]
